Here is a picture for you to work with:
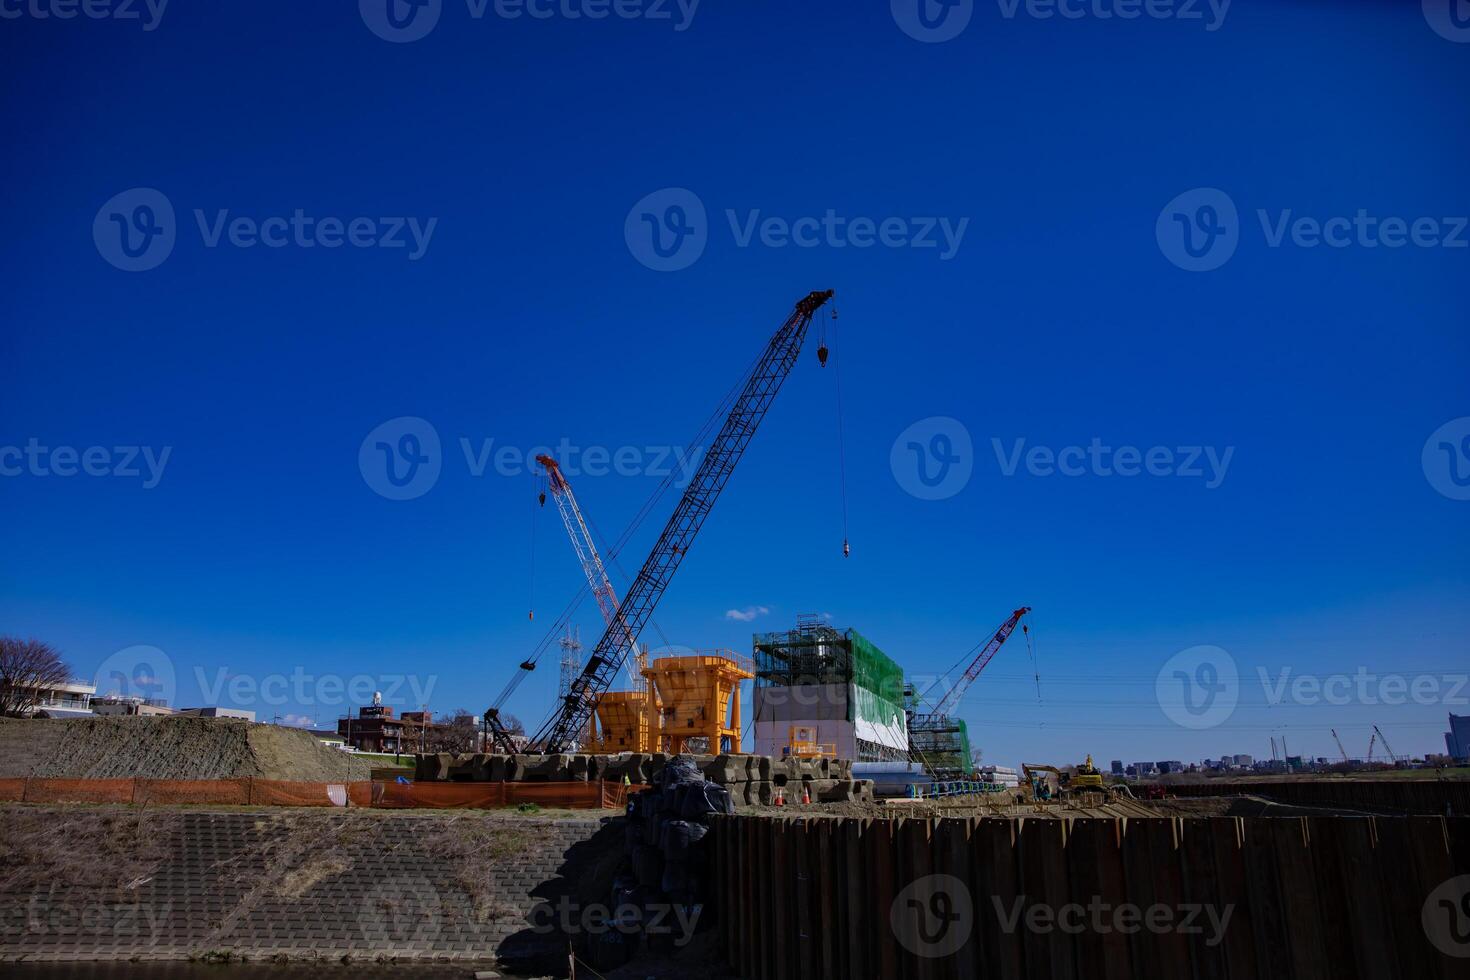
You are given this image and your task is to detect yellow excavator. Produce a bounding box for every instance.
[1022,756,1108,801]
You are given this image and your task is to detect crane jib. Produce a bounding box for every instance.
[533,290,834,751]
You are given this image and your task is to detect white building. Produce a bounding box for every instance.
[24,679,97,718]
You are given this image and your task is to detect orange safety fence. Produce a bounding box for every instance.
[248,779,351,808]
[371,781,507,809]
[23,778,135,804]
[134,778,252,806]
[2,777,641,810]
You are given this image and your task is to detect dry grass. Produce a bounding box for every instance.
[0,807,181,896]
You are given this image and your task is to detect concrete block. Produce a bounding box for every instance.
[698,754,750,784]
[520,753,572,781]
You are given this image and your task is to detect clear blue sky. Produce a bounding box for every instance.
[2,0,1467,768]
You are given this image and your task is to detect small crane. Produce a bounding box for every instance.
[1331,728,1350,764]
[909,606,1031,778]
[536,454,643,691]
[1374,724,1399,765]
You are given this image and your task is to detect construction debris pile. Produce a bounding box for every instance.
[592,756,731,969]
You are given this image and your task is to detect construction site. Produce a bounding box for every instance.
[3,290,1466,980]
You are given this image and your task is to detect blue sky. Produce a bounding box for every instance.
[2,0,1467,767]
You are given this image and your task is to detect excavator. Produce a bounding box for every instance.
[1022,755,1111,802]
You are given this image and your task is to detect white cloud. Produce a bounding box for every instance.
[278,714,314,727]
[724,605,771,623]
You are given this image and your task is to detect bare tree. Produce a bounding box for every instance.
[425,709,479,754]
[500,713,525,736]
[0,637,73,717]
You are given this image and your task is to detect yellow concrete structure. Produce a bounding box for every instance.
[590,689,659,752]
[642,649,753,755]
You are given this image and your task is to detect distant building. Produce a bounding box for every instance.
[92,696,173,717]
[1110,760,1124,775]
[1445,714,1470,759]
[176,706,256,721]
[1233,754,1252,766]
[20,679,97,718]
[338,703,443,754]
[1156,760,1184,774]
[1131,761,1154,777]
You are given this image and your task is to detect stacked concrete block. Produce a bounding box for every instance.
[411,751,855,796]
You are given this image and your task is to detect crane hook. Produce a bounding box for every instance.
[842,538,850,558]
[538,490,546,507]
[817,343,829,367]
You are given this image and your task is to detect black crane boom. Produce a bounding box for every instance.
[533,289,834,751]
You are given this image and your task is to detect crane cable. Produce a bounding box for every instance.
[528,471,540,621]
[830,303,851,558]
[1023,612,1043,729]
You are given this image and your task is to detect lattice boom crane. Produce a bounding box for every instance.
[536,453,642,692]
[928,606,1032,718]
[531,289,835,752]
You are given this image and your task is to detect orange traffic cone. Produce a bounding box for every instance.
[774,787,785,806]
[802,783,811,805]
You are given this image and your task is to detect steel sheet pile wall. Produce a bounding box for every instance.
[1159,779,1470,815]
[711,814,1470,980]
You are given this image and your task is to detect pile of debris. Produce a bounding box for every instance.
[588,756,730,969]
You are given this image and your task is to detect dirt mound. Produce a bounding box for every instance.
[0,716,373,781]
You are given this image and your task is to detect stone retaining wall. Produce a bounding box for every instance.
[0,806,620,966]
